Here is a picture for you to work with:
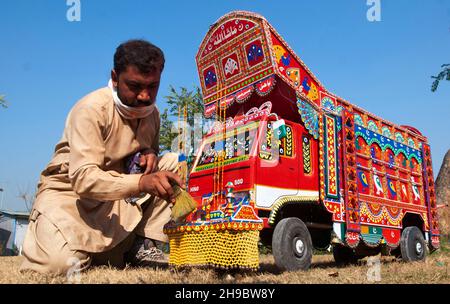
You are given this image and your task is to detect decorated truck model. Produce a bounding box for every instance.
[164,11,440,271]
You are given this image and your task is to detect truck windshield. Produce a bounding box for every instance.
[193,121,259,172]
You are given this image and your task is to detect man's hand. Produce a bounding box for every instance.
[138,171,184,203]
[139,153,158,175]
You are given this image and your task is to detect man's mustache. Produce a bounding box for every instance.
[116,89,155,107]
[131,100,154,107]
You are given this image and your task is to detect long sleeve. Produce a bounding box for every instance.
[67,104,142,201]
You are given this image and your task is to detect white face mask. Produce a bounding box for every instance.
[108,79,156,120]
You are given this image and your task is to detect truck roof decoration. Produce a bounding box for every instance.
[197,10,324,115]
[196,10,426,145]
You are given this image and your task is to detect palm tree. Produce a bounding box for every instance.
[431,64,450,92]
[0,95,7,108]
[160,86,206,175]
[159,108,177,153]
[160,86,205,153]
[164,86,204,127]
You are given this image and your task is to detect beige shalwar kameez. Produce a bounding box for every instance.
[20,87,177,274]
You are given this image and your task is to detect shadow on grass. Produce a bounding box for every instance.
[258,256,400,275]
[124,262,171,271]
[257,262,283,275]
[257,259,342,274]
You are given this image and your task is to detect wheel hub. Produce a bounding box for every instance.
[293,237,305,257]
[415,242,423,255]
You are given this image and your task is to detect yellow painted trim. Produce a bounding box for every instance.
[268,195,319,225]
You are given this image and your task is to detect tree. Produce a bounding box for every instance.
[159,86,207,177]
[17,184,35,212]
[159,108,176,154]
[160,85,205,153]
[0,95,7,109]
[431,64,450,92]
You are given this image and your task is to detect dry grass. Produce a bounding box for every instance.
[1,246,449,284]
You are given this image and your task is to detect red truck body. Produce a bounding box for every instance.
[166,11,439,270]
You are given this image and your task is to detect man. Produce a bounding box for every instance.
[20,39,183,275]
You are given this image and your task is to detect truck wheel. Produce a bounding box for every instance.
[332,245,358,265]
[400,226,426,262]
[272,217,312,271]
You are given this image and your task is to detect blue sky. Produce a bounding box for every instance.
[0,0,449,211]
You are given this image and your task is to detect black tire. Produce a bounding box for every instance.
[400,226,426,262]
[272,217,313,271]
[332,245,359,265]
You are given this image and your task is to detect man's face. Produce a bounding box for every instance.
[111,65,161,107]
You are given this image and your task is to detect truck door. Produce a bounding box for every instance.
[255,121,299,209]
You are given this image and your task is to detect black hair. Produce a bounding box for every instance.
[114,39,165,75]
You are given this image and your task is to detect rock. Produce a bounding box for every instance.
[435,149,450,236]
[224,274,234,281]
